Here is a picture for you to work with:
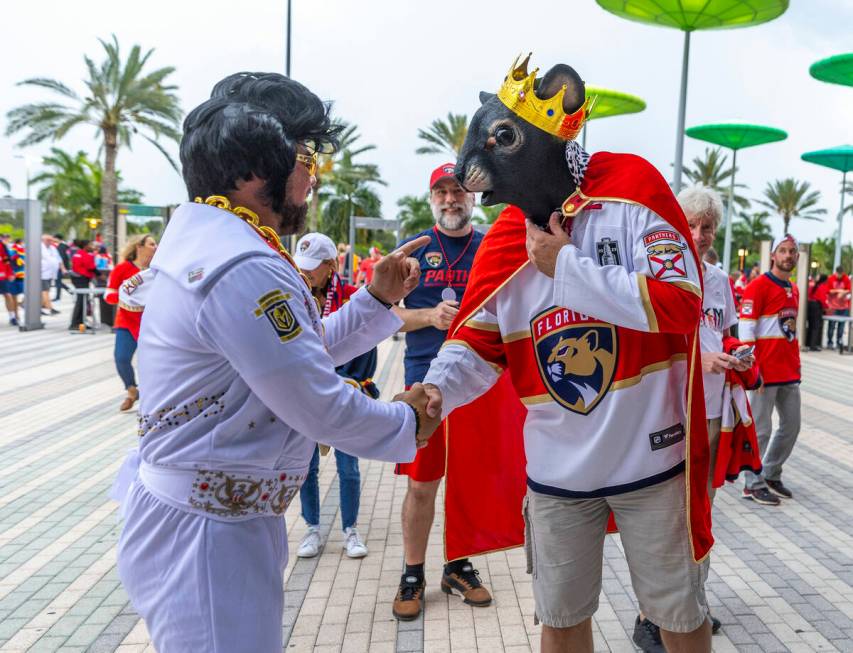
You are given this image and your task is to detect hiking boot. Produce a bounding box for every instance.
[297,526,321,558]
[632,616,665,653]
[766,479,793,499]
[343,527,368,558]
[742,487,780,506]
[392,574,425,621]
[441,562,492,607]
[119,386,139,412]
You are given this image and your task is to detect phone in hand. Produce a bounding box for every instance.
[733,344,755,360]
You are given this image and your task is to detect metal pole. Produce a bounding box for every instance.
[348,214,356,283]
[834,170,847,270]
[722,148,737,273]
[672,30,691,194]
[285,0,292,77]
[581,124,588,150]
[22,185,45,332]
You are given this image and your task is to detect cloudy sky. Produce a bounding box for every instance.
[1,0,851,245]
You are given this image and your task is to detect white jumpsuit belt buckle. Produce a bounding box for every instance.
[139,462,306,519]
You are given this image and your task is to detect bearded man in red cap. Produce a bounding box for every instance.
[390,163,492,620]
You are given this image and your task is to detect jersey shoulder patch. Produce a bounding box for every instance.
[253,289,302,343]
[643,229,688,280]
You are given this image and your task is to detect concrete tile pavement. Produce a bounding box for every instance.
[0,300,852,651]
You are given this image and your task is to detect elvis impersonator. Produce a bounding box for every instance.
[109,72,439,653]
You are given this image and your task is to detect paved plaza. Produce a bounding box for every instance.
[1,296,852,653]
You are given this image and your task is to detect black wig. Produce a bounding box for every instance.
[180,72,342,213]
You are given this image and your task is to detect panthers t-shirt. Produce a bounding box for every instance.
[400,227,484,385]
[699,263,738,419]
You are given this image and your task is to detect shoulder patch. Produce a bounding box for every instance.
[643,229,688,280]
[253,289,302,343]
[741,300,754,317]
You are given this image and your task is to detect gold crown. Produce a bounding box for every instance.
[497,53,592,141]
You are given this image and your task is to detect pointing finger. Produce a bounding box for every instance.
[395,235,431,257]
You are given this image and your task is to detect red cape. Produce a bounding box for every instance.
[443,151,713,564]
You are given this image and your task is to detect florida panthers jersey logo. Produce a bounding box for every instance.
[779,307,797,341]
[531,307,618,415]
[425,251,443,268]
[644,229,688,280]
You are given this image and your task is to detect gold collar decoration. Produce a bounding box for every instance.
[193,195,312,291]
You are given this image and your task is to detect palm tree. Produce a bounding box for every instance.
[0,178,9,194]
[727,210,773,257]
[5,35,181,251]
[416,112,468,157]
[309,122,376,231]
[757,179,826,234]
[683,147,750,211]
[397,194,434,236]
[31,147,143,234]
[319,150,386,244]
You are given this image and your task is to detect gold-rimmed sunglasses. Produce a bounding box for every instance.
[295,151,318,176]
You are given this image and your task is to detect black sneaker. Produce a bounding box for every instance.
[710,614,722,634]
[766,479,793,499]
[392,574,425,621]
[632,616,665,653]
[742,487,781,506]
[441,562,492,606]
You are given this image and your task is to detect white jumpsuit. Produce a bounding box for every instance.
[113,202,416,652]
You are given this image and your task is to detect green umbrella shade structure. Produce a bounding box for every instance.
[802,146,853,269]
[801,145,853,173]
[597,0,789,194]
[686,122,787,272]
[585,87,647,121]
[685,122,788,150]
[810,53,853,88]
[596,0,789,31]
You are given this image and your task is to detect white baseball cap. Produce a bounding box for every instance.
[771,234,799,252]
[294,233,337,270]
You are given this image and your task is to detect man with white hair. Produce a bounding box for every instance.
[390,163,491,620]
[631,185,758,648]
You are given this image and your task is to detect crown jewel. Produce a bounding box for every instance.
[496,53,592,141]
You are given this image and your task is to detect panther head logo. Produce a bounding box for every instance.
[532,308,618,415]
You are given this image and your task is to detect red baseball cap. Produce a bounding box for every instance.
[429,163,458,190]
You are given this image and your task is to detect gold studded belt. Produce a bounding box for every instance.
[139,461,306,521]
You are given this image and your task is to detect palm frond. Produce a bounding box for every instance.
[16,78,80,100]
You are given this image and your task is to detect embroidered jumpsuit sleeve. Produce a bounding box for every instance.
[196,257,416,463]
[553,203,702,334]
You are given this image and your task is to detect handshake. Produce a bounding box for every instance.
[393,382,443,449]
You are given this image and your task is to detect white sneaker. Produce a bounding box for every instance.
[297,526,321,558]
[343,527,368,558]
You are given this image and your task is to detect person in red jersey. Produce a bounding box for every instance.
[739,235,801,504]
[69,240,97,330]
[356,246,382,286]
[825,265,851,350]
[105,234,157,411]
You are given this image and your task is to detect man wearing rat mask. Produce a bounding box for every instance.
[422,56,713,653]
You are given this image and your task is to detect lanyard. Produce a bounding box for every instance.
[432,226,474,286]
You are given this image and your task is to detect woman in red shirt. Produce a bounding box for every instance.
[105,234,157,411]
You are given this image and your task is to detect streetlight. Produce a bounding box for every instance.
[737,248,748,272]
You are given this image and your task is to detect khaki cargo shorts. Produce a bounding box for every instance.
[522,472,708,632]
